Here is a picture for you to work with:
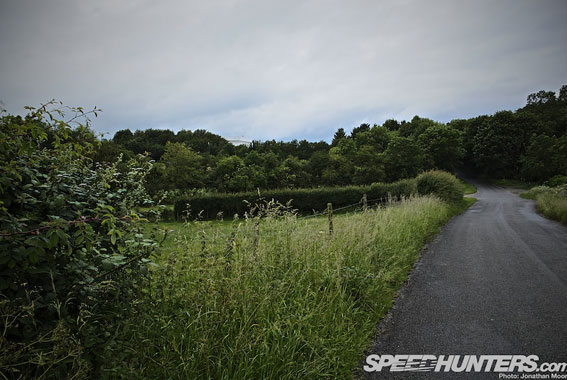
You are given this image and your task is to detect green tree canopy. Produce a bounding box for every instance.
[160,141,205,190]
[418,124,464,171]
[384,136,424,180]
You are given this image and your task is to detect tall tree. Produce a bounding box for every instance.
[350,123,371,138]
[383,119,400,131]
[527,90,556,105]
[160,142,204,190]
[472,111,521,178]
[417,124,464,171]
[331,128,347,147]
[384,136,424,180]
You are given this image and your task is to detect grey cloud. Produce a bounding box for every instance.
[1,0,565,141]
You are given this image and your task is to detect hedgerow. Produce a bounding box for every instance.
[0,103,160,379]
[416,170,464,202]
[174,178,417,219]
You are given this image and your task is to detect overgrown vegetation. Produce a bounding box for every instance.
[460,179,477,195]
[0,101,471,378]
[544,175,567,187]
[521,186,554,200]
[113,196,466,379]
[416,170,464,202]
[522,185,567,224]
[535,191,567,225]
[0,104,160,378]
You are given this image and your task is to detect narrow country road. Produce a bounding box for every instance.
[360,179,567,379]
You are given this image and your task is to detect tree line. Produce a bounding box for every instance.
[94,85,566,196]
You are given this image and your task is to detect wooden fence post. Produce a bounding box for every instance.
[362,193,368,211]
[327,202,333,236]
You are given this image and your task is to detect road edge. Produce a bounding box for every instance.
[353,197,477,379]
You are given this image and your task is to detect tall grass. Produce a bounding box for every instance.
[114,196,461,379]
[520,185,553,200]
[535,192,567,224]
[522,185,567,225]
[460,179,477,195]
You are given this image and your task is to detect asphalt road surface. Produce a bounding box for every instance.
[359,180,567,380]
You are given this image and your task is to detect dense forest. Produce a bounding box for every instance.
[94,85,567,197]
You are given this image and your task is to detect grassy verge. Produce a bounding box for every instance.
[520,186,550,200]
[114,196,472,379]
[536,193,567,224]
[521,185,567,224]
[460,179,477,195]
[451,197,477,212]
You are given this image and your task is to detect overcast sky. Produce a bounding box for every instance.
[1,0,566,141]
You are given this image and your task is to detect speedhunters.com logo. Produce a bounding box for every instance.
[363,355,567,377]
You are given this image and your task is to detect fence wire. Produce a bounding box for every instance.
[296,196,401,220]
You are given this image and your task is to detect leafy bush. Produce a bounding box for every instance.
[0,103,160,378]
[545,175,567,187]
[416,170,463,202]
[174,179,416,220]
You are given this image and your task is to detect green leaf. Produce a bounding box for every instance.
[56,228,68,242]
[24,236,44,248]
[75,234,84,245]
[48,233,59,248]
[28,249,39,264]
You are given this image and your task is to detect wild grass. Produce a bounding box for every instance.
[113,196,467,379]
[536,192,567,224]
[520,185,552,200]
[460,179,477,195]
[521,185,567,225]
